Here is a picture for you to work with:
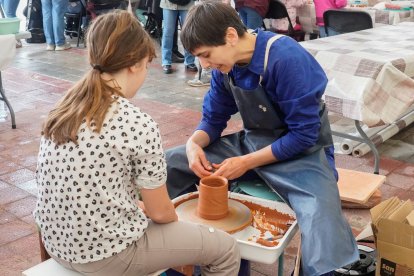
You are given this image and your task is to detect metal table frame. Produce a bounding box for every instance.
[0,31,31,129]
[332,120,380,174]
[0,71,16,129]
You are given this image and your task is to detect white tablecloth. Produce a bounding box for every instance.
[0,34,16,71]
[300,22,414,127]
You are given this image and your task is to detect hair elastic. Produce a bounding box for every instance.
[92,64,103,73]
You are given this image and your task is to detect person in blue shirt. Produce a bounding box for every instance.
[166,2,359,276]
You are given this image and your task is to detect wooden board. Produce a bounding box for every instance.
[337,168,386,204]
[342,189,382,209]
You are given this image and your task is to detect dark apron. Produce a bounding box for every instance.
[166,45,359,276]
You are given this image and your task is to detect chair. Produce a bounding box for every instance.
[323,10,373,37]
[86,0,126,19]
[263,0,305,42]
[137,0,163,44]
[64,0,87,47]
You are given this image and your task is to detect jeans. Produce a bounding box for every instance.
[161,8,195,66]
[0,0,19,17]
[238,6,263,30]
[41,0,68,46]
[318,26,340,38]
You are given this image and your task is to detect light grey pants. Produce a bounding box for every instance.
[49,221,241,276]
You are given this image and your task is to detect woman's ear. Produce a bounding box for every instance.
[225,27,239,46]
[129,63,140,74]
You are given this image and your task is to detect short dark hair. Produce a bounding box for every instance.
[180,2,247,53]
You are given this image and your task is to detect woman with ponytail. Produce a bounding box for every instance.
[35,10,240,276]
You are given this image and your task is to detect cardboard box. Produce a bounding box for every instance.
[370,198,414,276]
[376,219,414,275]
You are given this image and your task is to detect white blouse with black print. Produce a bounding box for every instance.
[34,97,167,264]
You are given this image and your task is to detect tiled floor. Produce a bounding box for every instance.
[0,37,413,276]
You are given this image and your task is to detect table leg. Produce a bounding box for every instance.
[331,120,380,174]
[0,72,17,129]
[278,252,284,276]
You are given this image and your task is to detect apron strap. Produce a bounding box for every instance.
[260,34,285,83]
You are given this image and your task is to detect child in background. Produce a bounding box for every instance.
[34,10,240,276]
[313,0,347,37]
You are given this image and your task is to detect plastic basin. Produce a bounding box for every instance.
[0,18,21,35]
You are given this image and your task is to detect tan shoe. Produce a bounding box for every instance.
[46,44,55,51]
[55,42,71,51]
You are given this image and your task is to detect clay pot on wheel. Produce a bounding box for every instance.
[197,175,229,220]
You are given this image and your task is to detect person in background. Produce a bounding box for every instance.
[167,2,359,275]
[187,0,228,87]
[232,0,269,29]
[314,0,347,37]
[160,0,197,74]
[0,0,19,17]
[0,0,22,47]
[270,0,306,33]
[41,0,71,50]
[34,10,240,276]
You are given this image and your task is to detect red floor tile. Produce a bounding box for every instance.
[0,168,36,186]
[0,220,36,246]
[4,196,37,218]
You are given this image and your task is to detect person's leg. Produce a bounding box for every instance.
[318,26,327,38]
[137,222,240,275]
[326,26,340,37]
[161,8,177,67]
[172,16,183,57]
[57,221,240,276]
[3,0,19,17]
[52,0,69,47]
[41,0,55,46]
[237,7,248,27]
[171,18,184,63]
[237,7,262,30]
[257,149,359,275]
[178,9,196,67]
[238,7,263,30]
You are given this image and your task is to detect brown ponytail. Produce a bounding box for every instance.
[42,10,156,144]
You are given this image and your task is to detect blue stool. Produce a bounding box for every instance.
[232,180,286,276]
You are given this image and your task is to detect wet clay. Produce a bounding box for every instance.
[174,194,295,247]
[242,200,295,247]
[197,176,229,220]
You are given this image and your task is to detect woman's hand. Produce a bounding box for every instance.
[186,139,213,178]
[212,146,278,180]
[211,156,250,180]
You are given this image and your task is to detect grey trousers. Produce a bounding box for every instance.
[49,221,241,276]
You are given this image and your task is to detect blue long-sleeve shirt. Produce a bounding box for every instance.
[197,30,331,160]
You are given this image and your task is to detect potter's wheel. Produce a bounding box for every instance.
[175,198,253,234]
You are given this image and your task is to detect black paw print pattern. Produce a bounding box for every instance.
[34,97,167,263]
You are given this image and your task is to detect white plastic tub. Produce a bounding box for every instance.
[173,192,298,264]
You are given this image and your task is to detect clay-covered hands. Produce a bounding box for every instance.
[211,156,250,180]
[186,140,214,178]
